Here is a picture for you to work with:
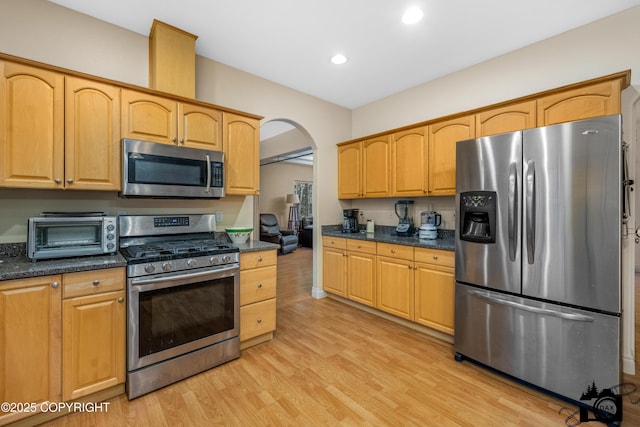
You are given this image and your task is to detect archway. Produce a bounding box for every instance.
[257,118,320,297]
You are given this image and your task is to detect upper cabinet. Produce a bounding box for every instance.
[428,114,474,196]
[475,100,536,137]
[537,79,622,126]
[391,127,427,197]
[223,112,260,195]
[0,61,64,189]
[338,135,392,199]
[65,76,121,191]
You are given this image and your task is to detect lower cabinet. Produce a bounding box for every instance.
[0,275,61,426]
[240,249,277,348]
[62,268,126,401]
[0,267,125,426]
[322,237,455,337]
[414,248,455,335]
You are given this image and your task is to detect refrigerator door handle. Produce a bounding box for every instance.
[467,289,594,322]
[526,160,536,264]
[508,163,518,261]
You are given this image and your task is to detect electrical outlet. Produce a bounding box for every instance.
[215,211,223,222]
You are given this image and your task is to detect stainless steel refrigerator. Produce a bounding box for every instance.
[454,115,622,405]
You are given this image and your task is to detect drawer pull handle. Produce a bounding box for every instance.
[257,283,263,288]
[256,318,262,323]
[92,280,100,286]
[51,281,59,289]
[391,249,396,254]
[118,297,124,303]
[433,255,438,260]
[257,256,263,262]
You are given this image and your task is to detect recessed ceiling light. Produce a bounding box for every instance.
[331,54,347,65]
[402,7,424,25]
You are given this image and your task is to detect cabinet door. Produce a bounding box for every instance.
[392,127,427,196]
[223,112,260,195]
[0,276,61,425]
[476,100,536,137]
[337,142,361,199]
[181,103,223,150]
[376,256,414,320]
[537,79,622,126]
[121,89,177,144]
[347,251,376,307]
[428,115,474,196]
[62,290,125,401]
[0,61,64,189]
[322,246,347,296]
[415,265,455,335]
[65,77,121,191]
[362,135,391,198]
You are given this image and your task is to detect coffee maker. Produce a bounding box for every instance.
[394,200,415,236]
[342,209,359,233]
[419,211,441,240]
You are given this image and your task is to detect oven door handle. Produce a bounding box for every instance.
[130,264,238,286]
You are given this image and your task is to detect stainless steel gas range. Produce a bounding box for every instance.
[119,214,240,399]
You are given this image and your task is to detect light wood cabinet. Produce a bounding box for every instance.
[337,142,361,199]
[223,112,260,195]
[346,239,376,307]
[61,268,126,401]
[475,100,536,137]
[65,76,121,190]
[414,248,455,335]
[391,127,428,196]
[338,136,391,198]
[376,243,414,320]
[537,79,622,127]
[428,114,475,196]
[121,89,223,152]
[240,250,277,347]
[0,61,64,189]
[322,236,347,296]
[0,275,61,426]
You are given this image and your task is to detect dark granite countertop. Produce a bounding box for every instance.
[322,225,455,251]
[0,240,280,282]
[0,243,127,282]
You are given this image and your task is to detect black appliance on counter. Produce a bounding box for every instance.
[342,209,359,233]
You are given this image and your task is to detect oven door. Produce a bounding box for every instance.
[127,264,239,371]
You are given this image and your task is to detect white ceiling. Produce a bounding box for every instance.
[50,0,640,109]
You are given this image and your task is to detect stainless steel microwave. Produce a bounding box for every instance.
[27,214,118,261]
[121,139,224,199]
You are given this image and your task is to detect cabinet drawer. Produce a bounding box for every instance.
[240,266,277,305]
[322,236,346,250]
[414,248,454,268]
[240,298,276,341]
[240,250,277,270]
[346,239,376,254]
[63,267,125,299]
[377,243,414,260]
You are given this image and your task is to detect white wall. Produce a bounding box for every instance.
[259,162,313,225]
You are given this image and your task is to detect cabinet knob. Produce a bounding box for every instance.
[391,249,396,254]
[256,318,262,324]
[67,178,74,184]
[54,178,61,184]
[172,137,177,143]
[433,255,438,260]
[118,297,124,303]
[257,256,263,262]
[180,138,185,143]
[257,283,263,288]
[92,280,100,286]
[51,281,59,288]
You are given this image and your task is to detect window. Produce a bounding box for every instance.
[294,181,312,218]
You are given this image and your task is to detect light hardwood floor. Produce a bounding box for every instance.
[44,248,640,426]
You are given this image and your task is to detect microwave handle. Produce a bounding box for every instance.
[205,154,211,193]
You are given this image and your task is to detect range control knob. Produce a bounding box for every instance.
[144,263,156,274]
[187,258,197,268]
[222,255,231,263]
[162,262,172,272]
[209,256,220,265]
